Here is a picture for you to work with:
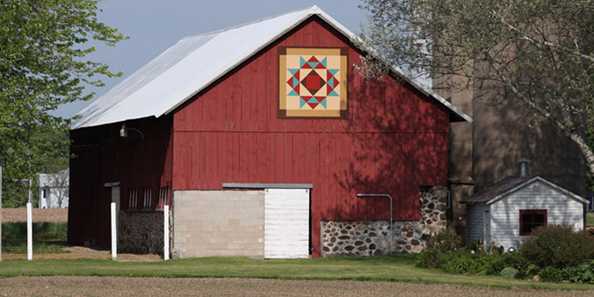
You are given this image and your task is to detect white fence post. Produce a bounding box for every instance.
[0,163,3,262]
[111,202,117,260]
[26,202,32,261]
[164,204,170,261]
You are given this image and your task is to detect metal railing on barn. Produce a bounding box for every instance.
[126,186,171,211]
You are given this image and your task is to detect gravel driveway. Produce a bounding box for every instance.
[0,277,591,297]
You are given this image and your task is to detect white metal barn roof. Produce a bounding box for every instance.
[72,5,471,129]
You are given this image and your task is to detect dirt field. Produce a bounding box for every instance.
[0,208,67,223]
[2,246,160,261]
[0,277,590,297]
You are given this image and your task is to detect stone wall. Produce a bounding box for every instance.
[118,211,164,254]
[321,186,448,256]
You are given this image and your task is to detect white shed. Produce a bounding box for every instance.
[38,169,69,208]
[466,176,588,251]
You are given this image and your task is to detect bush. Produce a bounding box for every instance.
[500,267,520,278]
[425,229,463,252]
[563,261,594,284]
[539,267,566,282]
[520,225,594,268]
[483,252,530,276]
[415,226,594,283]
[440,252,484,274]
[482,254,506,275]
[416,248,443,269]
[417,229,464,269]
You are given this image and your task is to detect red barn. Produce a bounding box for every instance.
[69,6,470,258]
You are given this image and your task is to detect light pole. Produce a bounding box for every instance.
[356,193,393,254]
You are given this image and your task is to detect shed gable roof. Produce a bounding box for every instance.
[72,6,471,130]
[470,176,588,205]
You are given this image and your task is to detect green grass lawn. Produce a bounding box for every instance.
[587,212,594,226]
[1,223,67,253]
[0,256,592,291]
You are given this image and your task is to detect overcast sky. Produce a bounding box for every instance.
[54,0,367,118]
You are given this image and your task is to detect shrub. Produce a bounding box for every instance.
[482,254,506,275]
[564,261,594,284]
[440,252,484,274]
[425,229,463,252]
[499,267,520,278]
[481,252,526,275]
[525,264,540,277]
[520,225,594,268]
[417,229,464,269]
[416,248,443,269]
[539,267,565,282]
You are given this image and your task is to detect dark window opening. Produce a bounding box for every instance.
[519,209,547,235]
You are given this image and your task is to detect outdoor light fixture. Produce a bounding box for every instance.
[356,193,394,253]
[119,123,127,138]
[119,123,144,140]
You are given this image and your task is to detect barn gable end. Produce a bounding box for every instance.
[171,16,452,257]
[69,7,469,258]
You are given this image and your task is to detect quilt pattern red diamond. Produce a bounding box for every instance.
[279,48,347,117]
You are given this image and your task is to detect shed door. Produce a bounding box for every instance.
[264,188,310,259]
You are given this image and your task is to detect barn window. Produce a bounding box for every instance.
[519,209,547,235]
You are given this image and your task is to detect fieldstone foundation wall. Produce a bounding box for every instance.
[321,186,448,256]
[118,211,164,254]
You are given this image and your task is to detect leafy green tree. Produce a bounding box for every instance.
[0,0,125,206]
[360,0,594,178]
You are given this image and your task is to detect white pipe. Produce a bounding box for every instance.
[111,202,117,260]
[164,204,170,260]
[26,202,32,261]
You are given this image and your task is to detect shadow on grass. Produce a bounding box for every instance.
[1,223,68,253]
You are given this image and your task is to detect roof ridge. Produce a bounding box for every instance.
[72,5,471,129]
[179,5,319,42]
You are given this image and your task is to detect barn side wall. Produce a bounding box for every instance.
[172,190,265,258]
[68,116,173,248]
[171,17,451,257]
[489,181,585,250]
[320,186,448,256]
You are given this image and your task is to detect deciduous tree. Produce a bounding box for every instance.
[0,0,125,206]
[360,0,594,177]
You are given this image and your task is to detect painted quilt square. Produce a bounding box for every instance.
[279,48,347,117]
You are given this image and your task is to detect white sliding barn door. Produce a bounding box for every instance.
[264,188,310,259]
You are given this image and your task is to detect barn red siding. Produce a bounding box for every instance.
[171,17,449,256]
[68,116,173,247]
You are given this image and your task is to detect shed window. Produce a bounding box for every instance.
[519,209,547,235]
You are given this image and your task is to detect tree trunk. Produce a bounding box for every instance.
[569,132,594,181]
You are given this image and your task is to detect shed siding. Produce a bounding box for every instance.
[172,17,450,257]
[489,181,584,250]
